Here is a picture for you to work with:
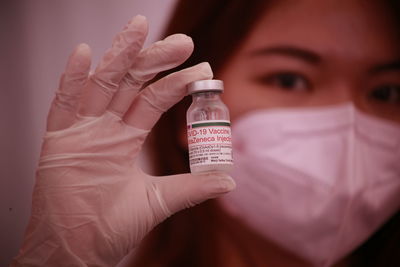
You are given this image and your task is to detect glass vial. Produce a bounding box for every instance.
[186,79,233,173]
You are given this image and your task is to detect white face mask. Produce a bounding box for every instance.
[220,103,400,267]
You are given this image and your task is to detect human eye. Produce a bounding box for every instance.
[254,72,311,92]
[369,84,400,104]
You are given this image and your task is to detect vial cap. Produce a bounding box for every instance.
[187,79,224,94]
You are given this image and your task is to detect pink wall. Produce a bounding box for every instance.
[0,0,176,265]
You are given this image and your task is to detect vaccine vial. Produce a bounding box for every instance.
[186,79,233,173]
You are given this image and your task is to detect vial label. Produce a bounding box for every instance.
[187,120,233,167]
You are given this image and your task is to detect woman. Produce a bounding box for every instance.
[133,0,400,266]
[12,0,400,266]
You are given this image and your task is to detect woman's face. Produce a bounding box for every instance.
[219,0,400,123]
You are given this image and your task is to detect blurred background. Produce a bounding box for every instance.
[0,0,177,265]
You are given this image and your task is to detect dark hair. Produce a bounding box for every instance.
[132,1,400,266]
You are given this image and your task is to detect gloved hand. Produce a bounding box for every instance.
[11,15,235,267]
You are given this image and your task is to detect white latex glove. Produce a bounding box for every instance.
[11,15,235,267]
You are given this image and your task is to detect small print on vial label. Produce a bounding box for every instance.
[187,120,233,167]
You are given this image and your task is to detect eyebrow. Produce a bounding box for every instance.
[369,61,400,74]
[250,45,321,64]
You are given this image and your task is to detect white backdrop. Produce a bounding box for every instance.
[0,0,176,265]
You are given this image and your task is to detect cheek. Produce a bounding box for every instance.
[219,63,250,120]
[221,84,253,121]
[220,80,266,121]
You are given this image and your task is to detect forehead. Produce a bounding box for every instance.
[242,0,400,61]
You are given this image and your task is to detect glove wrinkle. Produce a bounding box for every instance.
[13,15,236,266]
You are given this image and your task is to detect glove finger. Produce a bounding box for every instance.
[46,43,91,131]
[107,33,194,117]
[123,62,213,129]
[78,15,148,117]
[150,172,236,217]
